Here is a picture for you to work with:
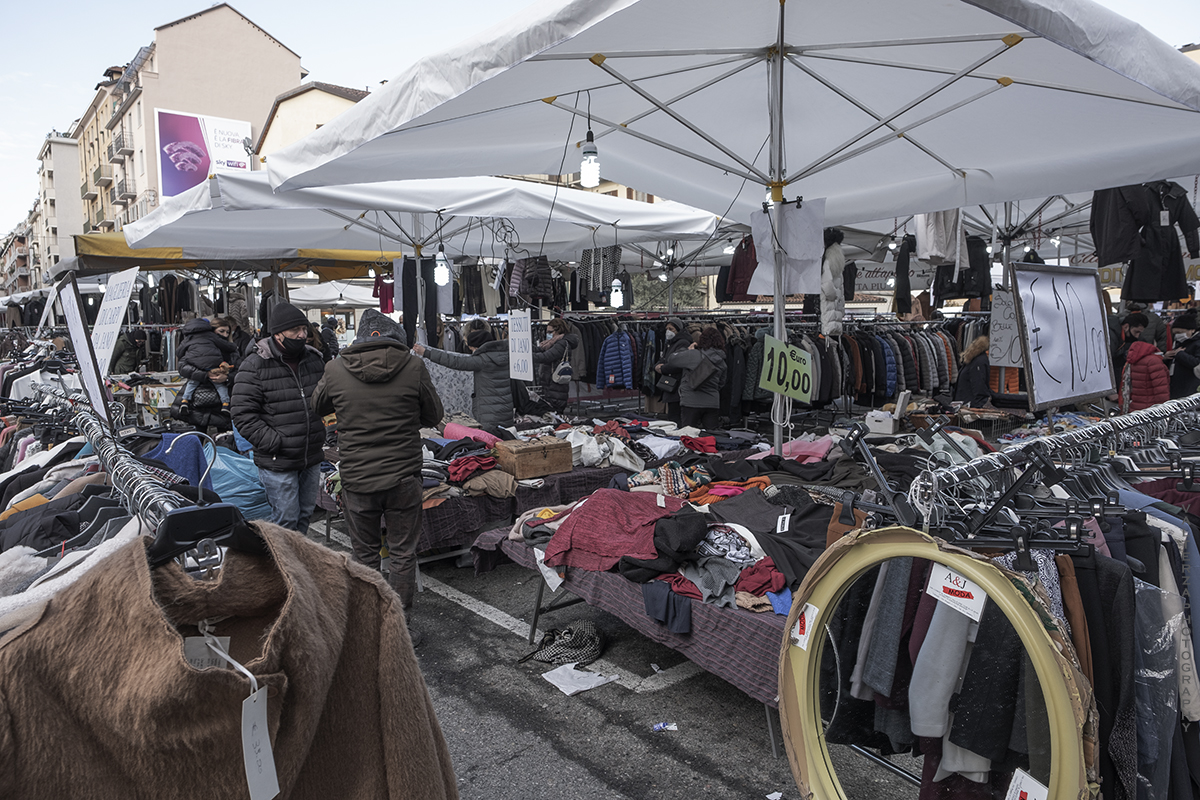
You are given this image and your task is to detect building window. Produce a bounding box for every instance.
[136,101,142,127]
[137,149,144,175]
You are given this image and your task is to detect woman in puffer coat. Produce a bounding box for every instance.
[653,317,691,424]
[415,327,513,426]
[1121,341,1170,413]
[533,318,579,412]
[667,325,728,430]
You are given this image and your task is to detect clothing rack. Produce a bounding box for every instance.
[32,382,184,530]
[918,394,1200,491]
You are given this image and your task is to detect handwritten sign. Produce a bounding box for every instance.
[760,335,813,403]
[91,267,139,378]
[1012,263,1114,411]
[508,309,533,381]
[989,288,1023,369]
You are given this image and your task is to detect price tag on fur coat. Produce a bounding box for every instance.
[927,567,987,621]
[1004,768,1049,800]
[243,687,280,800]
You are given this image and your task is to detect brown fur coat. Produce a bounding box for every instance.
[0,522,458,799]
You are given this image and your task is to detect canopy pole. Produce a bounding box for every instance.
[667,263,675,313]
[769,0,787,455]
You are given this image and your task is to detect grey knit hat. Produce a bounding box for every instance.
[356,309,405,342]
[666,317,685,333]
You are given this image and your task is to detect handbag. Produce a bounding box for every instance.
[191,385,222,409]
[552,347,574,384]
[655,374,679,393]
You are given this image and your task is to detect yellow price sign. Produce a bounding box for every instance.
[759,335,813,403]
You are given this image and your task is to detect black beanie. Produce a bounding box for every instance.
[467,328,493,349]
[356,309,405,343]
[268,302,309,335]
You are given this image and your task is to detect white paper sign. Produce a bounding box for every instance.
[1013,263,1114,411]
[926,567,988,622]
[792,603,819,651]
[508,309,533,381]
[1004,768,1049,800]
[91,268,139,378]
[56,275,112,428]
[35,282,58,338]
[989,288,1023,369]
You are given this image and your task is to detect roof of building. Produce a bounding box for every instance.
[155,3,301,61]
[253,82,370,154]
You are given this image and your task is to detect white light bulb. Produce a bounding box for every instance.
[434,247,451,286]
[305,270,316,280]
[887,277,895,287]
[369,267,377,278]
[98,284,107,293]
[1050,237,1061,247]
[252,277,261,288]
[580,130,600,188]
[723,241,735,255]
[658,273,668,282]
[986,246,993,254]
[666,247,674,257]
[888,242,897,251]
[1024,245,1032,253]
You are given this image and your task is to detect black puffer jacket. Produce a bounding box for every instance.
[422,339,513,426]
[533,333,578,410]
[320,319,341,358]
[177,318,239,380]
[231,337,326,472]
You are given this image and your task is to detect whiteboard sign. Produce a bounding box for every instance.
[508,309,533,381]
[989,288,1023,369]
[91,267,139,378]
[55,274,113,428]
[1012,263,1114,411]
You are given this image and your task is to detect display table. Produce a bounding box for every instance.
[473,527,789,708]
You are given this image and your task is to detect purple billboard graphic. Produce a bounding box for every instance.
[155,109,252,197]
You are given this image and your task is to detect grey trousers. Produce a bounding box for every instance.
[341,476,423,610]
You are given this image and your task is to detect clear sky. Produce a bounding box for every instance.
[2,0,1199,232]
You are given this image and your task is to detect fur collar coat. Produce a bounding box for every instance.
[0,522,458,799]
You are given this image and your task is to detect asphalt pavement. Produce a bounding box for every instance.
[307,513,917,800]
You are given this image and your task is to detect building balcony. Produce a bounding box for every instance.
[15,246,27,257]
[81,182,97,200]
[93,165,114,186]
[117,178,136,201]
[97,212,116,230]
[83,221,95,234]
[112,132,133,159]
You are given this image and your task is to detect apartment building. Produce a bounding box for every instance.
[75,3,306,231]
[0,229,30,296]
[256,82,368,158]
[35,131,82,283]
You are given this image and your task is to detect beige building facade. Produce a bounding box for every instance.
[256,82,368,158]
[76,3,306,231]
[35,132,82,283]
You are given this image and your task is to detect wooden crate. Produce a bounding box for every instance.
[495,437,573,479]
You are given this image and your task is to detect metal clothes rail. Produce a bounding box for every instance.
[918,394,1200,490]
[33,383,183,530]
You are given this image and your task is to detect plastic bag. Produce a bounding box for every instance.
[1133,578,1185,800]
[203,443,274,523]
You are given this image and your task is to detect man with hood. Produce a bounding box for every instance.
[312,309,444,631]
[1164,312,1200,398]
[231,302,327,534]
[320,316,342,358]
[108,329,147,374]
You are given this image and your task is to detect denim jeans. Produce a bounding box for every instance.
[341,476,423,609]
[257,463,321,535]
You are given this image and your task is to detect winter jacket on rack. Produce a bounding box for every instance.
[726,237,758,301]
[955,352,992,406]
[0,522,459,800]
[876,336,897,399]
[176,318,240,380]
[1120,341,1169,412]
[743,329,772,403]
[1126,182,1200,303]
[231,336,327,472]
[312,339,444,492]
[422,339,513,426]
[820,239,846,335]
[596,330,635,389]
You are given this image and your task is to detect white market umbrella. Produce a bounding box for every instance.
[124,172,721,263]
[263,0,1200,449]
[287,281,380,309]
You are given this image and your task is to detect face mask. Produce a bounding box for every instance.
[665,330,676,341]
[547,333,556,341]
[281,337,308,357]
[1176,331,1192,343]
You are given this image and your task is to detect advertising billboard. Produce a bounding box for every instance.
[155,109,252,197]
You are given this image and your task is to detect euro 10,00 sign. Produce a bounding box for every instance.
[759,335,813,403]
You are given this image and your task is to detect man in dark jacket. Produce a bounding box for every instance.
[108,330,147,374]
[414,327,513,426]
[320,316,341,358]
[231,302,326,534]
[1164,313,1200,399]
[312,309,443,623]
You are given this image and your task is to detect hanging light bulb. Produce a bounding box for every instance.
[252,277,261,288]
[666,246,674,257]
[657,273,668,282]
[434,244,451,286]
[336,293,346,306]
[888,241,897,251]
[305,269,316,280]
[1050,237,1061,247]
[986,245,993,254]
[369,267,377,278]
[146,273,156,288]
[98,283,107,294]
[723,239,735,256]
[1023,245,1032,253]
[580,130,600,188]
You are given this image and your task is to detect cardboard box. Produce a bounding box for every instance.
[135,383,183,409]
[865,410,899,435]
[495,437,573,479]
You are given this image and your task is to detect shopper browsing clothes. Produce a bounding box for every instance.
[653,317,691,424]
[177,317,240,412]
[954,335,993,407]
[1164,312,1200,398]
[108,328,147,374]
[313,310,443,638]
[413,325,513,426]
[532,318,578,412]
[231,302,327,534]
[666,324,727,430]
